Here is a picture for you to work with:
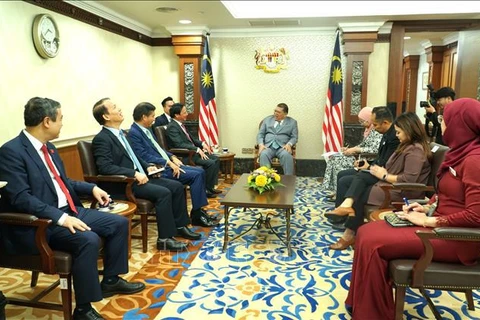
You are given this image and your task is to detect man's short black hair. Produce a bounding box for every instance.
[434,87,455,100]
[24,97,61,127]
[161,96,174,108]
[277,103,289,114]
[92,98,110,125]
[372,106,394,123]
[133,102,156,121]
[169,103,184,119]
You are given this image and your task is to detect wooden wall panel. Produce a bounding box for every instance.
[58,145,84,181]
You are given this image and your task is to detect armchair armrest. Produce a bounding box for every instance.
[169,148,196,166]
[411,228,480,287]
[0,213,55,274]
[83,175,137,206]
[379,183,434,209]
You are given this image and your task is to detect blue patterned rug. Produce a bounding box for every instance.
[156,177,480,320]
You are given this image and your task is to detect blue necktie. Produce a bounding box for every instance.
[145,129,170,161]
[119,131,146,175]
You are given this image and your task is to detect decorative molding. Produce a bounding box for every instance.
[210,27,336,38]
[338,22,385,33]
[376,34,391,43]
[24,0,173,47]
[398,19,480,32]
[165,25,209,36]
[443,32,459,46]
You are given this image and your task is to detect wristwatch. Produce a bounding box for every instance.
[382,173,388,181]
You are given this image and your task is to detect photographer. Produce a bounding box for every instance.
[423,86,455,145]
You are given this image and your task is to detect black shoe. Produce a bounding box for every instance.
[191,212,219,227]
[157,238,188,251]
[330,220,347,231]
[73,308,104,320]
[200,209,221,222]
[206,191,217,198]
[327,215,347,224]
[177,226,202,240]
[101,278,145,298]
[208,188,222,194]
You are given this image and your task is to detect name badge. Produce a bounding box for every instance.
[449,167,457,177]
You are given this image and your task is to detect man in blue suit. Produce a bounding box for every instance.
[257,103,298,175]
[153,96,174,129]
[0,97,145,320]
[128,102,218,227]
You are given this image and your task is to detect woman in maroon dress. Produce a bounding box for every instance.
[345,98,480,319]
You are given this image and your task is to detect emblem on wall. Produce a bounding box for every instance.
[254,46,289,73]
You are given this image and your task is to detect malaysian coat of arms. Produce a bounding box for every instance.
[254,46,289,73]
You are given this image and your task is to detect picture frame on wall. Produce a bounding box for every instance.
[422,72,429,90]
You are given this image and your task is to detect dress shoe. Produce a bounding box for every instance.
[325,207,355,220]
[176,226,201,240]
[199,208,221,221]
[101,278,146,298]
[329,237,355,250]
[157,238,188,251]
[206,191,217,198]
[327,215,347,224]
[191,213,219,227]
[73,308,104,320]
[208,188,222,194]
[330,220,346,231]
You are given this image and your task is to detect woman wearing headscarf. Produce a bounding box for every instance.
[345,98,480,320]
[320,107,382,195]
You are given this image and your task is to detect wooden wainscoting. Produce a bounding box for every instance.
[58,145,84,181]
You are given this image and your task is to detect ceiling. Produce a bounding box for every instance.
[80,1,480,54]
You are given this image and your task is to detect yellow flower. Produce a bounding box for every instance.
[255,175,267,187]
[273,173,281,182]
[258,166,269,172]
[247,175,254,183]
[236,280,261,296]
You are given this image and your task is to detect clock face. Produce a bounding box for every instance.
[33,14,60,59]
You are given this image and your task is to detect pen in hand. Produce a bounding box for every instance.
[403,197,410,206]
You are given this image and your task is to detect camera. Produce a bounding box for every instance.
[420,84,436,108]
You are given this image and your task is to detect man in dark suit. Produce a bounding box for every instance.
[0,97,145,320]
[257,103,298,175]
[91,98,201,252]
[127,102,218,227]
[326,106,400,229]
[166,103,221,194]
[153,96,174,128]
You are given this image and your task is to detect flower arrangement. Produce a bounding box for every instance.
[247,166,284,194]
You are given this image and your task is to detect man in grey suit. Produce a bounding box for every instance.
[257,103,298,175]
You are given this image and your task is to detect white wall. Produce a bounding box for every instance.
[367,42,390,107]
[0,2,158,146]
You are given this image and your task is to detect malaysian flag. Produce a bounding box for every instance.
[322,31,344,153]
[199,37,218,145]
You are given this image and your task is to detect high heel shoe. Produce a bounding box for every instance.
[329,237,355,250]
[325,207,355,219]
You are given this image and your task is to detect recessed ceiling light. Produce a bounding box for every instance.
[404,36,411,40]
[179,19,192,24]
[155,7,179,13]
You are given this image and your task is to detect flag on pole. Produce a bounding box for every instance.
[322,31,344,153]
[199,37,219,146]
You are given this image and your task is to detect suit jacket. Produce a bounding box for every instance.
[128,122,172,166]
[166,120,203,151]
[154,114,170,128]
[370,124,400,168]
[92,127,150,196]
[257,115,298,147]
[0,131,95,253]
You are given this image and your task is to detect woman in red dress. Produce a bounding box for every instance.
[346,98,480,319]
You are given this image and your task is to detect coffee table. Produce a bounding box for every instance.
[221,173,296,256]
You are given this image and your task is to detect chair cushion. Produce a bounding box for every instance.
[390,259,480,288]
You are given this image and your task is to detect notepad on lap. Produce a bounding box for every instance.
[384,212,414,227]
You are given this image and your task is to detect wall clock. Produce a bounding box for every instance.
[32,14,60,58]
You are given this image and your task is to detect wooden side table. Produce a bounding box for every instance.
[216,152,236,183]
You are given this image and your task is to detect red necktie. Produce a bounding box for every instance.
[181,124,194,143]
[41,145,78,214]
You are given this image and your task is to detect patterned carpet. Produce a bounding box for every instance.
[1,176,479,319]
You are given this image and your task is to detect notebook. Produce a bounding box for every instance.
[384,212,414,227]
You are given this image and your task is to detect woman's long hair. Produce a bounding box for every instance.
[393,112,432,161]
